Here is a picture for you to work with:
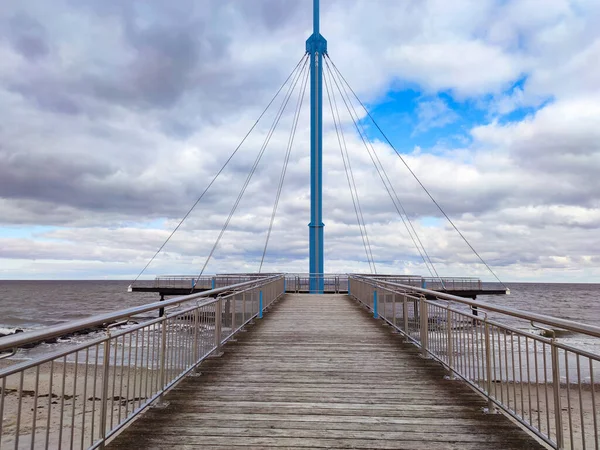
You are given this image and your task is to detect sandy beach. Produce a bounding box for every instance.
[459,378,598,450]
[1,359,159,449]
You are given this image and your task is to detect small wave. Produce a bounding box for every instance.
[531,327,575,338]
[0,326,25,337]
[1,318,151,352]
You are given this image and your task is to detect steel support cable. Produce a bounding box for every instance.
[326,66,377,274]
[324,58,442,284]
[324,59,436,278]
[323,73,377,274]
[193,55,310,286]
[130,54,309,285]
[324,61,377,274]
[259,61,310,273]
[326,55,508,289]
[324,58,438,279]
[323,62,376,274]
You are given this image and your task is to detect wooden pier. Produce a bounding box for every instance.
[109,294,542,449]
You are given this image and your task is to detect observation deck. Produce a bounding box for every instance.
[130,273,508,298]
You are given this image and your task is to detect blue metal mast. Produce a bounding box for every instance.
[306,0,327,294]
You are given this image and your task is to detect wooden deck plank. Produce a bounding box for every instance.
[108,294,543,449]
[111,426,539,443]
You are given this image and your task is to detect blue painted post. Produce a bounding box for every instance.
[307,0,327,294]
[212,277,216,289]
[258,291,263,319]
[283,277,287,293]
[373,290,378,319]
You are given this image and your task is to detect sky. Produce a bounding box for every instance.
[1,0,600,282]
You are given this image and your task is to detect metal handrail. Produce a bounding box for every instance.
[354,275,600,338]
[0,275,281,352]
[367,275,485,291]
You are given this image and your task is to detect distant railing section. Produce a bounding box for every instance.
[140,273,350,294]
[132,274,487,295]
[349,275,600,450]
[424,277,482,291]
[0,275,285,449]
[284,273,348,293]
[131,274,274,291]
[370,275,483,291]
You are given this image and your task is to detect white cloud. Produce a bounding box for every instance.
[1,0,600,281]
[413,97,459,134]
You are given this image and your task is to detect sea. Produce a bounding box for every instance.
[0,280,599,357]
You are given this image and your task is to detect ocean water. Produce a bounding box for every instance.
[0,280,599,354]
[479,282,600,327]
[0,280,158,335]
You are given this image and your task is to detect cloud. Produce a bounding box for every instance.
[413,97,459,134]
[6,13,49,61]
[1,0,600,281]
[472,95,600,208]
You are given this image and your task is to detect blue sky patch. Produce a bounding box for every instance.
[0,226,59,240]
[353,77,551,159]
[358,89,485,154]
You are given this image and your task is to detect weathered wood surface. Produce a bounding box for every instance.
[109,294,543,449]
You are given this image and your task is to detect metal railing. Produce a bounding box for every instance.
[0,275,285,449]
[135,273,485,293]
[284,273,348,293]
[349,275,600,450]
[423,276,483,291]
[370,275,483,291]
[129,274,273,290]
[155,275,212,289]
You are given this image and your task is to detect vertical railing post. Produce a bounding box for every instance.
[258,291,263,319]
[215,298,222,353]
[231,295,236,332]
[392,294,397,328]
[403,294,409,338]
[242,292,246,324]
[419,296,428,358]
[373,290,378,319]
[383,292,387,320]
[484,320,494,411]
[159,316,168,395]
[99,338,111,448]
[193,308,199,364]
[211,277,216,290]
[447,308,454,378]
[551,340,564,448]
